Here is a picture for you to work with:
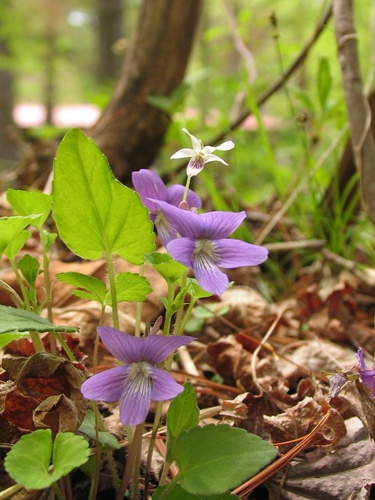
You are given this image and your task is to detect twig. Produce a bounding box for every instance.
[175,3,332,173]
[232,409,333,498]
[333,0,375,224]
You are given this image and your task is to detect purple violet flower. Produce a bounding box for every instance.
[81,326,195,426]
[356,348,375,397]
[132,169,201,245]
[149,200,268,295]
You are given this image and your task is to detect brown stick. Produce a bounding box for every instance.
[333,0,375,224]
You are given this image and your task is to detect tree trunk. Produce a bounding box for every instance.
[90,0,203,184]
[96,0,124,83]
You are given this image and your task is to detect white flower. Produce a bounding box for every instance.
[171,128,235,177]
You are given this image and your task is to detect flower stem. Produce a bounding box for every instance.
[116,423,144,500]
[134,265,144,337]
[106,252,119,330]
[144,400,164,496]
[182,176,191,202]
[41,230,55,354]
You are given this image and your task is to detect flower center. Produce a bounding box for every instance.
[127,361,152,395]
[192,239,218,269]
[187,156,205,177]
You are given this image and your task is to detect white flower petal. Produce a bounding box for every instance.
[202,154,228,165]
[170,148,195,159]
[182,128,202,153]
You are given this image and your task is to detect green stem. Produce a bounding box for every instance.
[163,283,176,336]
[158,474,181,500]
[171,273,187,337]
[51,481,65,500]
[41,231,55,354]
[134,265,144,337]
[182,176,191,202]
[0,483,24,499]
[88,402,101,500]
[144,401,164,496]
[10,258,31,311]
[53,331,77,362]
[105,252,119,330]
[116,423,144,500]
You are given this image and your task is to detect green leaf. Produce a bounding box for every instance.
[0,216,37,256]
[152,483,238,499]
[18,254,41,289]
[5,429,54,489]
[78,410,121,449]
[0,305,79,334]
[185,278,213,300]
[0,332,29,349]
[6,189,52,229]
[145,252,188,284]
[110,272,152,304]
[56,272,107,304]
[173,424,277,495]
[4,429,89,490]
[52,432,90,480]
[166,382,199,463]
[317,57,331,110]
[52,128,155,264]
[4,229,31,261]
[167,382,199,439]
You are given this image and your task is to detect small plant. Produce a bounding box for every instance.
[0,128,277,499]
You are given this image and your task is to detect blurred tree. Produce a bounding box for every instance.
[0,1,19,164]
[96,0,124,83]
[90,0,203,184]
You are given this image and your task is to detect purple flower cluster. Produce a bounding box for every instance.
[132,166,268,296]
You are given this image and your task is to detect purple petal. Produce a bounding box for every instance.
[196,211,246,238]
[150,366,184,400]
[119,364,152,426]
[149,200,202,239]
[132,169,167,212]
[166,185,202,210]
[81,366,126,401]
[154,212,178,246]
[140,334,195,364]
[193,259,229,295]
[356,348,375,397]
[97,326,143,364]
[216,239,268,268]
[166,237,195,268]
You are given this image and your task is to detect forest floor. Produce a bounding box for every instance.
[1,194,375,499]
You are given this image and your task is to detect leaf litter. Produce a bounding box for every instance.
[1,195,375,498]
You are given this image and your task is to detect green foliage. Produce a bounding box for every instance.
[6,189,52,229]
[52,128,155,264]
[4,429,89,490]
[79,410,121,450]
[145,252,188,284]
[0,304,78,334]
[172,424,277,495]
[0,216,37,257]
[153,484,238,499]
[18,253,41,310]
[166,382,200,464]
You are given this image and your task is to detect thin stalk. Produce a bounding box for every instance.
[134,265,144,337]
[182,176,192,202]
[105,252,119,330]
[157,474,181,500]
[51,482,64,500]
[163,283,176,336]
[10,259,31,311]
[171,274,187,337]
[88,402,101,500]
[41,232,55,354]
[144,401,164,496]
[116,423,144,500]
[53,331,77,362]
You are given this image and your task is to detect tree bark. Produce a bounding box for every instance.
[90,0,203,184]
[96,0,124,83]
[333,0,375,224]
